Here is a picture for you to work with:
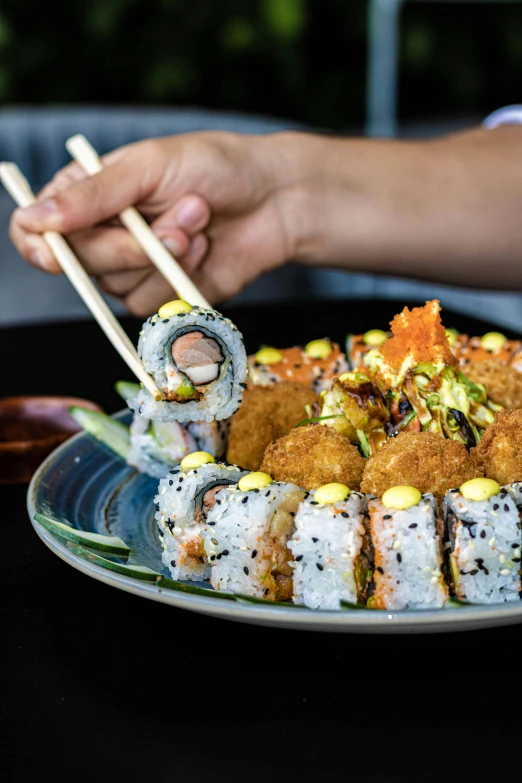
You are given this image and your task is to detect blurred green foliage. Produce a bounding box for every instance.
[0,0,521,129]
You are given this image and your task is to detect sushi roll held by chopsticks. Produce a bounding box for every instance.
[288,483,370,609]
[129,300,248,423]
[443,478,522,604]
[368,486,448,610]
[155,451,247,581]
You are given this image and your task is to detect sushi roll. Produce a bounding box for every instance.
[458,332,521,368]
[127,416,229,479]
[155,452,247,581]
[203,472,305,600]
[345,330,388,371]
[368,486,447,610]
[288,483,370,609]
[248,340,348,393]
[443,478,522,604]
[128,415,197,479]
[129,300,247,423]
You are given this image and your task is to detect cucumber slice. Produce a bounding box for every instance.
[234,594,308,609]
[65,541,160,581]
[157,576,235,600]
[115,380,141,402]
[340,600,370,611]
[70,406,130,461]
[35,513,131,556]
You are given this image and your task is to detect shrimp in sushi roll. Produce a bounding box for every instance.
[129,300,247,423]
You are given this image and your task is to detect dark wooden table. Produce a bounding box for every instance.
[3,300,522,782]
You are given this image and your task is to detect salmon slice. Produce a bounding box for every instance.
[171,331,223,385]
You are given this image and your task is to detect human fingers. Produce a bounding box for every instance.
[8,219,61,273]
[123,270,176,317]
[12,141,166,235]
[98,268,152,297]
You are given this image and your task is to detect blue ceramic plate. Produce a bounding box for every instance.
[27,412,522,633]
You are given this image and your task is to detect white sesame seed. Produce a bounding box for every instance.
[499,554,506,564]
[392,540,401,550]
[515,548,521,558]
[424,566,432,572]
[430,576,439,585]
[489,537,496,547]
[500,568,511,576]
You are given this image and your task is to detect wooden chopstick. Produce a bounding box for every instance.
[65,134,211,310]
[0,162,163,401]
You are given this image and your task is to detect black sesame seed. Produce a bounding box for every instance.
[493,504,499,511]
[376,566,384,574]
[207,521,215,526]
[216,499,221,505]
[251,549,257,558]
[408,523,418,529]
[469,569,479,576]
[242,497,248,504]
[341,512,349,518]
[513,558,521,563]
[243,566,249,575]
[383,515,392,520]
[295,555,303,562]
[169,480,173,486]
[210,555,216,561]
[480,530,486,538]
[397,553,402,563]
[129,408,135,414]
[170,560,176,567]
[265,588,269,596]
[179,476,184,482]
[310,501,318,505]
[504,504,510,512]
[158,530,164,537]
[316,563,323,571]
[312,537,319,543]
[460,569,467,575]
[483,567,490,575]
[222,549,230,556]
[176,486,182,492]
[513,543,520,548]
[216,554,222,560]
[265,491,271,497]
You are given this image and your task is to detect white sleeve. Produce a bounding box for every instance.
[483,105,522,129]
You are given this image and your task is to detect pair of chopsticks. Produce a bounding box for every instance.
[0,135,210,401]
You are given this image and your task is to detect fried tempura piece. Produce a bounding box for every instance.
[465,360,522,411]
[472,409,522,486]
[260,423,365,491]
[226,382,318,471]
[378,300,456,389]
[361,430,482,506]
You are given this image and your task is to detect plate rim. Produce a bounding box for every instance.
[27,413,522,632]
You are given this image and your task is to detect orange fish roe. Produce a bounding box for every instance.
[248,343,348,392]
[458,336,522,367]
[378,300,456,387]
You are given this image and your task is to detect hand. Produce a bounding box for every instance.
[9,131,302,315]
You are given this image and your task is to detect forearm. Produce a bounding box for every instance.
[275,126,522,289]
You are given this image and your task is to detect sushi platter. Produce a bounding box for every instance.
[27,297,522,633]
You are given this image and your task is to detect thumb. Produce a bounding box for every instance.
[13,143,162,235]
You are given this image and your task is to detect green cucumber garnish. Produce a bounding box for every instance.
[295,414,344,428]
[233,594,308,608]
[65,541,160,581]
[70,406,130,461]
[35,513,131,555]
[340,600,370,611]
[157,576,235,600]
[115,380,141,401]
[176,381,196,397]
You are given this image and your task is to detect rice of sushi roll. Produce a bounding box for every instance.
[368,486,447,610]
[203,472,305,600]
[443,478,522,604]
[155,452,247,581]
[345,330,388,371]
[248,340,348,393]
[129,300,247,423]
[288,483,370,609]
[128,415,197,478]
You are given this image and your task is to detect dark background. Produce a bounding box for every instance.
[1,0,521,131]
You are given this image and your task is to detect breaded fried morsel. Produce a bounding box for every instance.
[260,423,365,491]
[465,360,522,411]
[226,382,318,472]
[361,431,482,506]
[472,409,522,486]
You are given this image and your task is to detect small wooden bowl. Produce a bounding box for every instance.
[0,396,102,484]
